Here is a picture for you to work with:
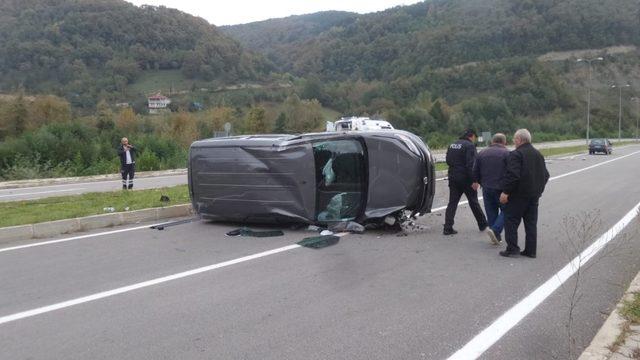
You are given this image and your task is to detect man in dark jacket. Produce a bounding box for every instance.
[443,129,488,235]
[472,133,509,245]
[117,137,136,190]
[499,129,550,258]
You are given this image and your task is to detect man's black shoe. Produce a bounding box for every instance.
[443,228,458,236]
[479,224,488,232]
[499,250,520,258]
[520,251,536,258]
[495,232,502,243]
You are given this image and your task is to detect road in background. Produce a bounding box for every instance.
[1,145,639,359]
[0,174,187,202]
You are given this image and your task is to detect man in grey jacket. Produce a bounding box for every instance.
[472,133,509,245]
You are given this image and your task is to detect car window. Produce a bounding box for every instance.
[591,139,604,145]
[313,139,366,222]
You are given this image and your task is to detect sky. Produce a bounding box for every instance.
[125,0,423,26]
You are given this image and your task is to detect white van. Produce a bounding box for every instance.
[327,117,394,132]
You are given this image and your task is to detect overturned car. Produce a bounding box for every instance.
[188,130,436,225]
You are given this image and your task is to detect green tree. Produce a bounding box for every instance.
[273,112,287,133]
[10,95,28,136]
[246,106,268,134]
[96,100,115,131]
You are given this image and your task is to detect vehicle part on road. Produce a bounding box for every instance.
[188,131,436,226]
[150,218,200,231]
[225,227,285,237]
[328,221,365,234]
[297,235,340,249]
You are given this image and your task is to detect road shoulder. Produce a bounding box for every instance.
[579,271,640,360]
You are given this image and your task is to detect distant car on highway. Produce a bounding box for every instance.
[588,138,613,155]
[188,130,436,225]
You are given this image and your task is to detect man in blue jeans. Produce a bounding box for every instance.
[472,133,509,245]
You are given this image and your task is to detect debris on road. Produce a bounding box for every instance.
[328,221,365,234]
[225,227,285,237]
[297,235,340,249]
[151,218,200,231]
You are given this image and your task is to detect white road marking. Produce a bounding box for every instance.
[0,188,85,198]
[447,200,640,360]
[0,223,166,254]
[0,232,349,325]
[0,244,302,325]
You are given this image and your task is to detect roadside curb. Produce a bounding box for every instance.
[0,204,193,245]
[579,271,640,360]
[0,168,188,190]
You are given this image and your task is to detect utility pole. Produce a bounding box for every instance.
[611,84,630,142]
[632,97,640,142]
[577,57,604,145]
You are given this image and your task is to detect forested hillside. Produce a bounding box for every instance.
[0,0,270,107]
[225,0,640,81]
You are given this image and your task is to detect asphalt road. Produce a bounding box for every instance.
[1,145,640,360]
[0,174,187,202]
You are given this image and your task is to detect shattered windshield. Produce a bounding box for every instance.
[313,139,366,222]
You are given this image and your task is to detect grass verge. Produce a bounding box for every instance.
[0,185,190,228]
[607,292,640,354]
[621,292,640,324]
[435,163,448,172]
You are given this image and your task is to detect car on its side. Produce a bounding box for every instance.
[188,130,436,225]
[588,138,613,155]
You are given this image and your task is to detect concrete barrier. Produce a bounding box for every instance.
[0,204,193,245]
[33,218,81,238]
[78,213,122,232]
[157,204,193,219]
[0,225,34,243]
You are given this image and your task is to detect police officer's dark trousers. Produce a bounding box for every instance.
[121,164,135,189]
[504,196,539,254]
[444,179,487,231]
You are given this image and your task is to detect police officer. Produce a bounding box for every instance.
[443,129,488,235]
